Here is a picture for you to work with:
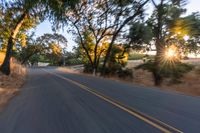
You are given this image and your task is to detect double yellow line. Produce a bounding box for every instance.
[44,69,183,133]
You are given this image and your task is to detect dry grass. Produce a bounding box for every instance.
[162,66,200,96]
[128,67,200,97]
[0,58,27,111]
[57,67,80,74]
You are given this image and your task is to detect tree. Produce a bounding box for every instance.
[170,12,200,55]
[146,0,187,85]
[77,31,109,74]
[124,21,153,55]
[66,0,112,75]
[0,0,42,75]
[17,34,46,65]
[19,33,67,65]
[66,0,149,75]
[64,50,82,66]
[101,0,149,75]
[0,0,78,75]
[0,6,39,52]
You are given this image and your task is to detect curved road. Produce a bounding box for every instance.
[0,68,200,133]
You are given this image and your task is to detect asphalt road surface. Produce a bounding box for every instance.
[0,68,200,133]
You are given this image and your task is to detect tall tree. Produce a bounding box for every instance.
[0,0,42,75]
[147,0,187,85]
[0,0,78,75]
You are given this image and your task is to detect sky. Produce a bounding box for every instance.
[32,0,200,52]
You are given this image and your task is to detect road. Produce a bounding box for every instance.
[0,68,200,133]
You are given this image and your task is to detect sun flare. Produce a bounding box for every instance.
[165,45,178,59]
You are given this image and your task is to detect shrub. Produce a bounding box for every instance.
[135,60,194,84]
[83,63,93,73]
[117,68,133,79]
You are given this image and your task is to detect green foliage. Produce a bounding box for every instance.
[75,29,109,73]
[83,63,94,73]
[0,3,39,51]
[36,33,67,47]
[109,45,128,67]
[14,33,67,65]
[64,51,82,66]
[98,45,129,76]
[34,33,67,65]
[98,64,133,79]
[29,54,40,65]
[128,22,153,47]
[43,0,79,28]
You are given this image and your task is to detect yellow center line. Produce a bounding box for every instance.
[43,69,184,133]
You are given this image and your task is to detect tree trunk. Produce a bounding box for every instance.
[0,12,27,75]
[0,37,13,75]
[153,40,164,86]
[101,34,117,76]
[92,68,96,76]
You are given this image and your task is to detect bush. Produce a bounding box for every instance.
[83,63,93,73]
[135,60,194,84]
[98,63,121,76]
[117,68,133,79]
[98,63,133,79]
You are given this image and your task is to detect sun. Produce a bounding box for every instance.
[159,45,180,67]
[165,45,177,58]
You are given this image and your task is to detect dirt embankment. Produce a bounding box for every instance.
[0,59,27,111]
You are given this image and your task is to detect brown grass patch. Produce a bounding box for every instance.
[57,67,80,74]
[161,66,200,96]
[124,67,200,97]
[0,58,27,111]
